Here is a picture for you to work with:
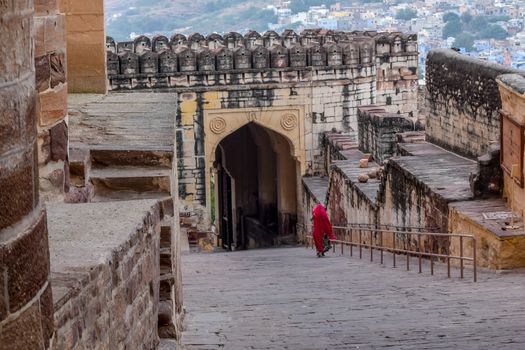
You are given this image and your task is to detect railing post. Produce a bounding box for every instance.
[417,234,422,273]
[460,236,464,279]
[370,230,373,262]
[392,232,396,268]
[406,234,409,271]
[447,241,451,278]
[349,228,353,257]
[359,229,362,259]
[473,237,477,283]
[380,231,384,265]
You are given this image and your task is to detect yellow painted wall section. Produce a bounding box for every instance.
[449,208,525,269]
[498,78,525,219]
[180,100,197,126]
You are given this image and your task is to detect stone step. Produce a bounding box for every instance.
[160,217,172,249]
[90,166,171,194]
[92,190,171,202]
[90,149,173,168]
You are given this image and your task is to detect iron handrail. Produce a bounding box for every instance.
[302,223,477,282]
[334,222,441,232]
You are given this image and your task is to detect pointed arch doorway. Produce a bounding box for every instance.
[214,123,299,250]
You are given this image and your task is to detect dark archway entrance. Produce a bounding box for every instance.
[214,123,298,250]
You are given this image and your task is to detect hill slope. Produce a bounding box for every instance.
[105,0,276,40]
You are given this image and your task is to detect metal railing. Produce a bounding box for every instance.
[303,223,477,282]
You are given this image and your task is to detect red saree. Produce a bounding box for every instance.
[312,203,335,253]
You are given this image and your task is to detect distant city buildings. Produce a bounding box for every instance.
[267,0,525,77]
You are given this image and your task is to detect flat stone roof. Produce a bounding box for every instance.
[46,200,159,309]
[393,142,476,202]
[302,176,329,204]
[68,93,176,151]
[331,149,381,205]
[449,199,525,238]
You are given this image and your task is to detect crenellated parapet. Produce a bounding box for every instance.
[106,29,417,90]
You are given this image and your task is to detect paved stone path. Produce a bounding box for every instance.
[180,247,525,349]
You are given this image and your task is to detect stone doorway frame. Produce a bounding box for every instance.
[204,106,306,237]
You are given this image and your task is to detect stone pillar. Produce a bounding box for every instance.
[58,0,107,93]
[34,0,69,201]
[272,137,298,235]
[0,2,54,349]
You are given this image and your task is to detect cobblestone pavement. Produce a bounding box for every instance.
[179,247,525,349]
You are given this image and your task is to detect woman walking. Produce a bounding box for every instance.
[312,203,336,257]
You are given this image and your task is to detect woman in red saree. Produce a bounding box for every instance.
[312,203,336,257]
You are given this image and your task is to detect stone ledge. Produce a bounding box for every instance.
[47,199,162,349]
[302,176,329,205]
[449,199,525,269]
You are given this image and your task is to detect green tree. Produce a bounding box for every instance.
[478,24,509,40]
[470,16,489,32]
[443,12,460,23]
[442,20,462,39]
[453,33,475,52]
[396,8,417,21]
[290,0,336,13]
[487,15,511,23]
[460,12,473,24]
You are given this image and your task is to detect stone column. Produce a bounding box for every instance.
[34,0,69,201]
[0,1,54,349]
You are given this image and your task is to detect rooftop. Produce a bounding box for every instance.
[68,93,176,152]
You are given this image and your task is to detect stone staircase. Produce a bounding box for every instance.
[89,149,173,202]
[68,147,184,341]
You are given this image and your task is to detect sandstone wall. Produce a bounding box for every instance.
[0,1,54,348]
[328,162,379,228]
[357,106,416,164]
[375,34,419,118]
[34,0,69,201]
[58,0,107,93]
[497,74,525,219]
[425,49,523,159]
[48,201,162,350]
[105,30,418,134]
[378,160,448,232]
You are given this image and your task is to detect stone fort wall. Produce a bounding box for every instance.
[105,30,419,219]
[425,49,524,159]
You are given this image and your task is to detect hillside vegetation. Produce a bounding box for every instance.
[106,0,276,40]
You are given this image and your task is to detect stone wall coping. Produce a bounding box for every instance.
[427,49,524,80]
[46,200,160,310]
[497,73,525,95]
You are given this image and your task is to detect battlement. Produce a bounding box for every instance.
[106,29,417,90]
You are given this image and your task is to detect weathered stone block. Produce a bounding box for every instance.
[0,148,35,230]
[38,130,51,165]
[38,82,68,126]
[0,302,45,350]
[0,265,6,322]
[35,54,51,92]
[4,210,49,312]
[40,284,54,349]
[35,0,58,15]
[50,51,67,88]
[44,13,66,53]
[50,120,68,161]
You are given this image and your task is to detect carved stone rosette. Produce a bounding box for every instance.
[280,113,298,131]
[210,117,227,134]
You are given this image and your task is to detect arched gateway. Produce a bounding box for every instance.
[204,107,306,249]
[106,31,420,250]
